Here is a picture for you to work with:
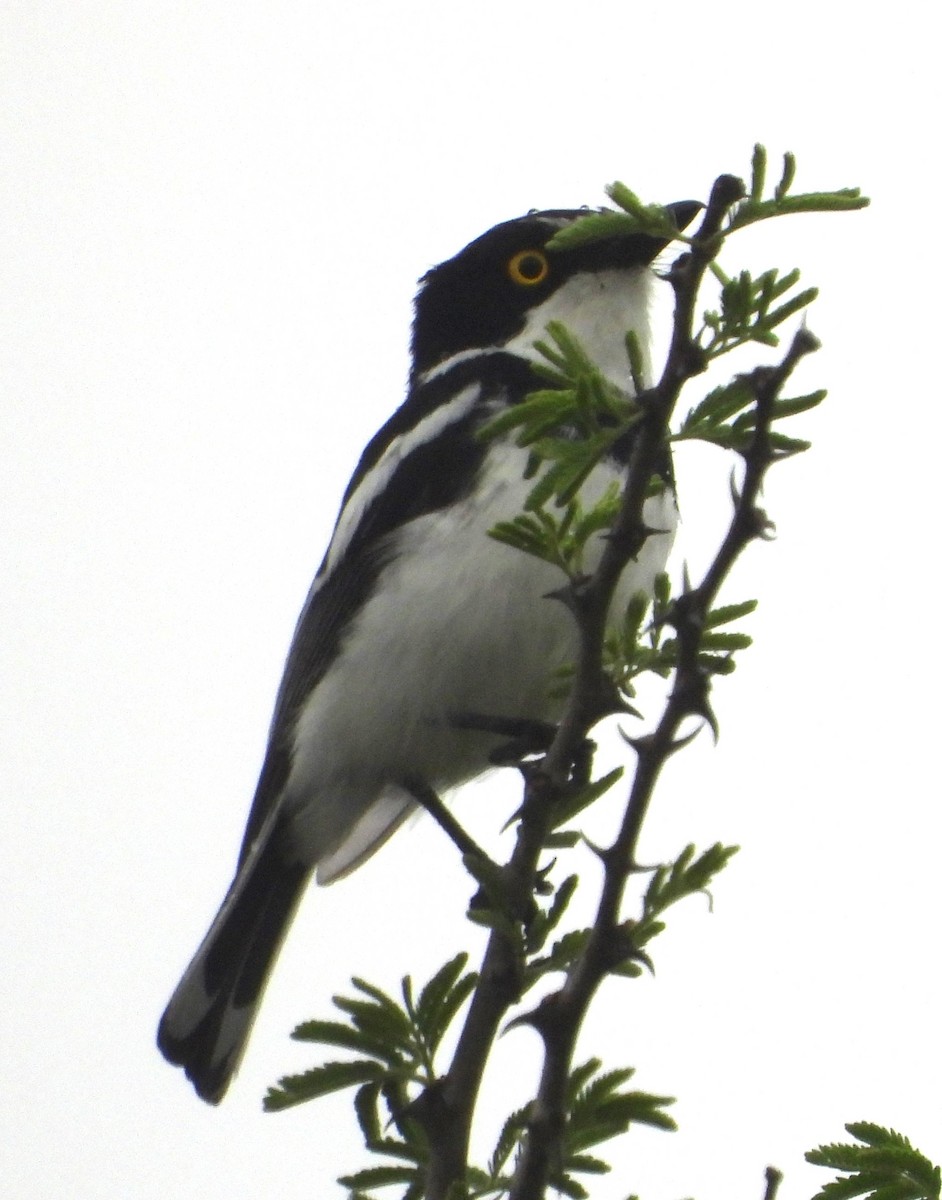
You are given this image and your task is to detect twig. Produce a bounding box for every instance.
[765,1165,785,1200]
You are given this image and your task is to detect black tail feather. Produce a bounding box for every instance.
[157,825,308,1104]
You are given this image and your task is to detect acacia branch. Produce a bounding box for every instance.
[420,174,751,1200]
[507,325,819,1200]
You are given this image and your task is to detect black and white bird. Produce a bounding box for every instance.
[157,201,698,1103]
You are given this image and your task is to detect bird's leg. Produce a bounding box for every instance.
[447,710,559,765]
[400,775,492,867]
[449,709,596,786]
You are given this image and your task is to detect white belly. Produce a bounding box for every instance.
[284,437,676,873]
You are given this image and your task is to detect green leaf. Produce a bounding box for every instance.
[812,1176,895,1200]
[770,390,827,420]
[777,151,797,198]
[727,188,869,232]
[764,286,819,330]
[488,1104,531,1177]
[640,843,739,935]
[704,599,758,628]
[807,1124,941,1200]
[769,430,812,454]
[264,1059,383,1111]
[570,1063,636,1110]
[544,830,582,849]
[847,1125,919,1151]
[547,210,645,251]
[351,977,412,1019]
[750,143,767,200]
[551,767,624,830]
[567,1057,604,1101]
[606,182,649,218]
[565,1154,611,1175]
[699,631,752,652]
[339,1165,422,1189]
[290,1018,401,1065]
[353,1081,382,1144]
[332,995,413,1052]
[524,927,591,988]
[526,873,580,955]
[677,380,754,435]
[547,1176,590,1199]
[416,954,466,1029]
[423,971,478,1056]
[477,389,571,441]
[625,329,646,392]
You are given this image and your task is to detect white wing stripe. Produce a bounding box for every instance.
[322,382,482,579]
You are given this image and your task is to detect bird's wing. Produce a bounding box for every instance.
[236,353,537,866]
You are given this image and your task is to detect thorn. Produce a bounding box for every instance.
[583,836,608,863]
[545,574,592,617]
[620,730,654,754]
[665,725,704,756]
[398,1080,445,1129]
[640,522,674,540]
[500,805,523,834]
[680,676,720,739]
[503,992,562,1040]
[627,858,662,876]
[590,674,628,723]
[792,326,821,356]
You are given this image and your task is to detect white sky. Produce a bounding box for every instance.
[2,3,939,1198]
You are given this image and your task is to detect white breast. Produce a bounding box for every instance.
[283,433,675,874]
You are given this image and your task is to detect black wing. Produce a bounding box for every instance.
[235,352,538,865]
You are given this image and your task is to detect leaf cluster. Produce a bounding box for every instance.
[628,842,740,962]
[265,956,478,1198]
[517,841,738,995]
[466,1059,675,1199]
[592,574,756,701]
[676,376,826,456]
[729,145,869,232]
[807,1124,941,1200]
[546,146,868,253]
[699,265,817,358]
[481,323,658,577]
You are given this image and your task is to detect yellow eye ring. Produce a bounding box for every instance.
[507,249,549,287]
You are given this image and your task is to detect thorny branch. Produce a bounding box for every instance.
[507,325,819,1200]
[420,173,795,1200]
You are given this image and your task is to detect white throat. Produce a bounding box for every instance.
[504,266,655,388]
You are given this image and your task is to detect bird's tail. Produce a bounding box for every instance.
[157,823,308,1104]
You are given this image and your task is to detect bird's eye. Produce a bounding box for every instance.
[507,249,549,287]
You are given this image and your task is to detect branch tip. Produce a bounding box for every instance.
[764,1166,785,1200]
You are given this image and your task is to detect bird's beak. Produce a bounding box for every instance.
[666,199,703,236]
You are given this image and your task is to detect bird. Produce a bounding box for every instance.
[157,200,699,1103]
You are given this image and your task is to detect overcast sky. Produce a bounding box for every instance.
[2,3,939,1199]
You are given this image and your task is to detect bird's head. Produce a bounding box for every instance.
[411,201,700,383]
